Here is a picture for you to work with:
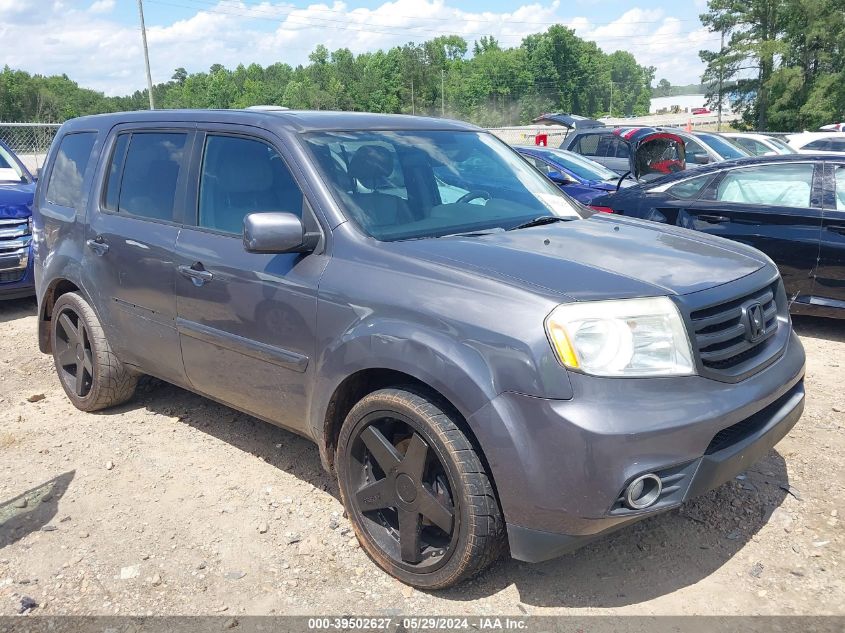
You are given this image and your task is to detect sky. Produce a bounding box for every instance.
[0,0,717,97]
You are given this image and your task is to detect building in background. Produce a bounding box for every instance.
[650,94,733,115]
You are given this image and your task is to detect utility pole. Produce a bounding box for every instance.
[411,77,415,115]
[441,69,445,117]
[609,81,613,118]
[717,29,725,132]
[137,0,155,110]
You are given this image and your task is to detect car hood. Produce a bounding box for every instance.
[390,214,768,300]
[0,181,36,219]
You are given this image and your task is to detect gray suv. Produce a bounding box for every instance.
[33,110,806,589]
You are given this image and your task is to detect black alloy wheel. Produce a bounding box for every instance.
[54,306,94,398]
[337,387,504,589]
[347,411,458,572]
[50,292,138,412]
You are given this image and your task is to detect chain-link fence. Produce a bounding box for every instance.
[488,126,573,147]
[0,123,61,173]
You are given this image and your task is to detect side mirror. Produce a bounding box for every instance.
[34,167,42,181]
[547,170,573,185]
[693,154,711,165]
[243,212,317,254]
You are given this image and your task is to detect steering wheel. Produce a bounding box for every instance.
[456,190,491,204]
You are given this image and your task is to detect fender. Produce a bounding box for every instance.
[309,316,510,469]
[35,222,100,354]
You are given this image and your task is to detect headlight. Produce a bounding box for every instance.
[545,297,695,377]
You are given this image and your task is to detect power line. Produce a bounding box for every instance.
[155,0,704,28]
[145,0,716,43]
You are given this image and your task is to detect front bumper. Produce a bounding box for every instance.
[467,330,806,563]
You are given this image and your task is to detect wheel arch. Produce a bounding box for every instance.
[317,366,496,495]
[38,277,94,354]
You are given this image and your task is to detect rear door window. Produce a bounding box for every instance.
[684,139,710,165]
[667,174,713,199]
[103,133,129,211]
[732,137,768,156]
[804,139,831,151]
[46,132,97,208]
[835,166,845,211]
[715,163,815,208]
[198,135,304,234]
[829,138,845,152]
[111,132,188,222]
[575,134,600,156]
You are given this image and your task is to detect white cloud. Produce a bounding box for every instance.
[570,8,717,84]
[88,0,115,14]
[1,1,715,96]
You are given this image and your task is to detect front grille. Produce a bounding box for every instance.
[0,270,24,283]
[689,282,779,375]
[0,217,30,247]
[0,218,30,282]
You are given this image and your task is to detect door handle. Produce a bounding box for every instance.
[697,214,729,224]
[827,224,845,235]
[178,263,213,286]
[86,237,109,256]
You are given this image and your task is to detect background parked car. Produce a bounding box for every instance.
[0,139,36,299]
[787,132,845,154]
[820,123,845,132]
[559,126,686,177]
[593,154,845,318]
[659,129,750,165]
[722,132,797,156]
[515,145,634,206]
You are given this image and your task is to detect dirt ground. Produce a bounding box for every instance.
[0,296,842,617]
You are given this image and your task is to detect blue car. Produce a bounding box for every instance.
[516,145,634,208]
[0,139,36,299]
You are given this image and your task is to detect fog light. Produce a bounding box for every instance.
[624,473,662,510]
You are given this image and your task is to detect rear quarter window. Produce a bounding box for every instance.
[105,132,188,222]
[46,132,97,208]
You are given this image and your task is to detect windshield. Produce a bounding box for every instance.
[304,130,582,240]
[533,148,619,182]
[765,136,797,154]
[696,133,748,159]
[0,144,26,183]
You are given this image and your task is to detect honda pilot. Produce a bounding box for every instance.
[33,110,806,589]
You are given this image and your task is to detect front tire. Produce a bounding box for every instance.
[51,292,138,412]
[336,387,504,589]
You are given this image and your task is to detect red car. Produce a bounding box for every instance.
[691,107,711,115]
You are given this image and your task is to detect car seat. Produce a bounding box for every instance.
[347,145,414,228]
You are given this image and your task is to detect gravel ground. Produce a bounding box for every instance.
[0,296,842,616]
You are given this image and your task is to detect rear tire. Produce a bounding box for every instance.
[51,292,138,412]
[336,387,504,589]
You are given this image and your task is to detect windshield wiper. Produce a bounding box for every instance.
[507,216,571,231]
[436,228,504,239]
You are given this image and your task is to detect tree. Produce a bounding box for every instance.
[0,27,656,126]
[700,0,845,131]
[171,68,188,86]
[699,0,788,130]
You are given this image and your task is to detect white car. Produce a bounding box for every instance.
[820,123,844,132]
[722,132,797,156]
[787,132,845,154]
